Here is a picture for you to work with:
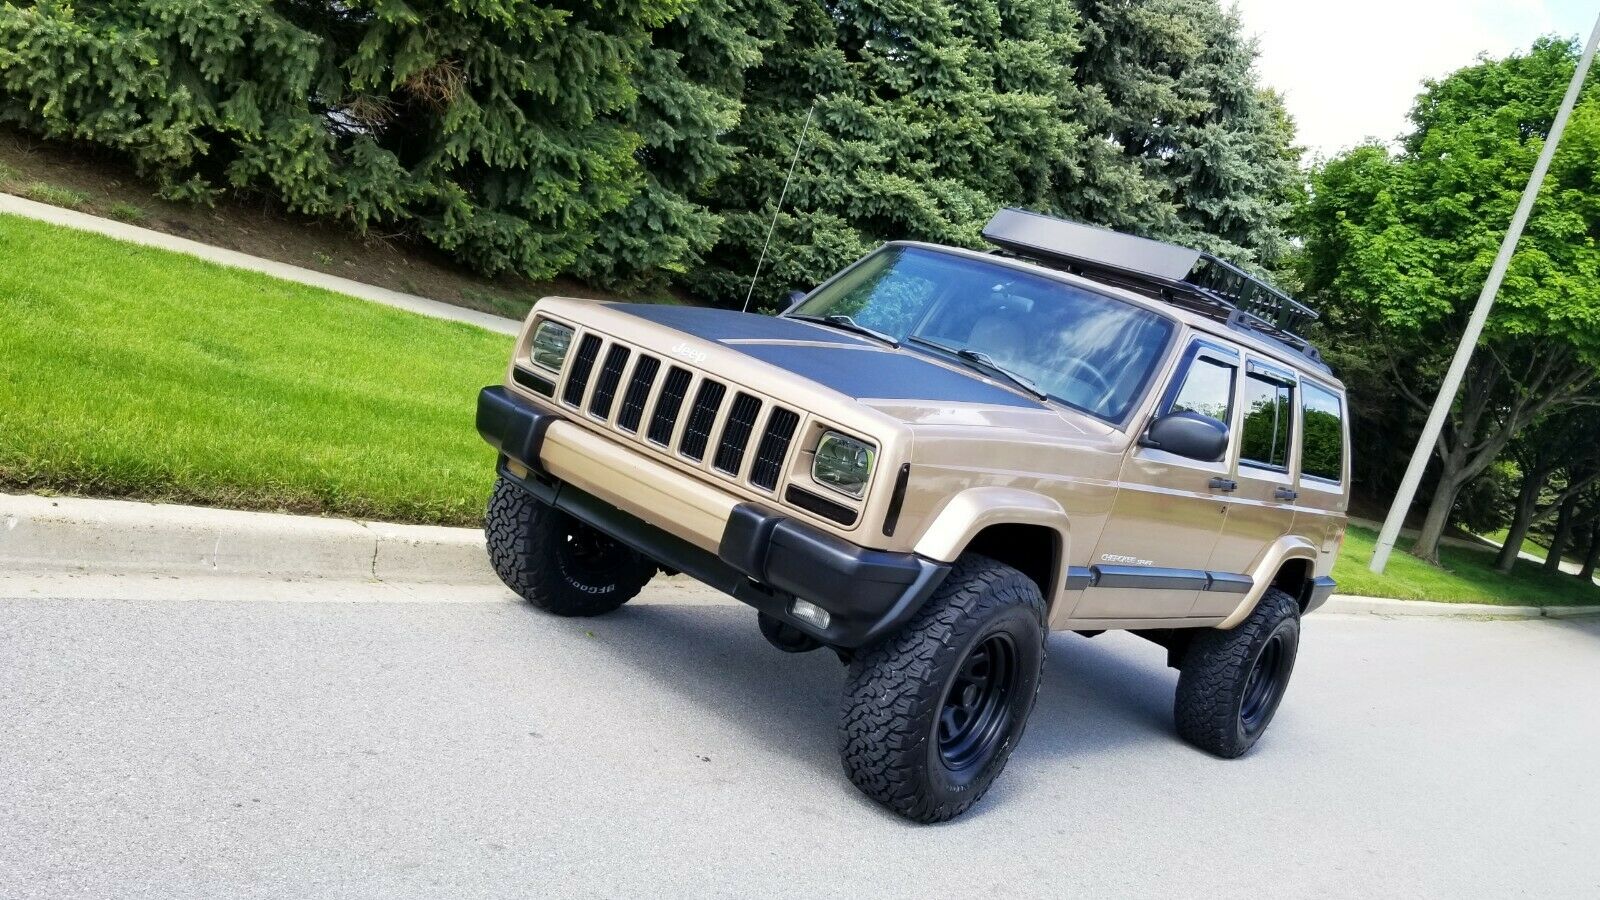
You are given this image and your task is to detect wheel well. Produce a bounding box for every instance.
[1272,558,1313,612]
[963,524,1060,602]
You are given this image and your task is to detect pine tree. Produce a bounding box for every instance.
[572,0,789,288]
[0,0,689,278]
[1061,0,1298,268]
[683,0,1083,310]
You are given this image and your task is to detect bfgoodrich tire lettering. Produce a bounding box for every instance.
[1174,586,1300,758]
[839,554,1047,823]
[485,476,655,616]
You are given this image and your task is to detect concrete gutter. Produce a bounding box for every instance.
[1321,595,1597,620]
[0,493,498,585]
[0,192,520,336]
[4,493,1599,619]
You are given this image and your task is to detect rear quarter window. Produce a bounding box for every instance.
[1301,382,1344,483]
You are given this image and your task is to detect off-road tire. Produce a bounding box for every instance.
[1174,586,1300,758]
[839,554,1047,823]
[485,476,655,616]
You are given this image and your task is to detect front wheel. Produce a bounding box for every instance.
[1174,587,1300,758]
[838,554,1047,823]
[485,476,655,616]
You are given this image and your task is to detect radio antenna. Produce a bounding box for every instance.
[743,101,817,314]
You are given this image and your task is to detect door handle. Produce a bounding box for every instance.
[1275,487,1299,501]
[1208,477,1238,493]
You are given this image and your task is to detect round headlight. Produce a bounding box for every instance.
[530,320,574,372]
[812,432,875,498]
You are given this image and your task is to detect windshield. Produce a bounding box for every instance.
[789,246,1175,422]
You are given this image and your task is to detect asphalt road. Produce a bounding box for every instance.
[2,576,1597,899]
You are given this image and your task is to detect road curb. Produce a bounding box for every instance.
[6,493,1600,618]
[0,493,497,585]
[1323,594,1598,620]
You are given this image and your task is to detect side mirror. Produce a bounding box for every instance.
[784,290,807,312]
[1141,410,1229,462]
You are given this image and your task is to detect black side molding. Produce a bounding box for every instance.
[1065,564,1255,594]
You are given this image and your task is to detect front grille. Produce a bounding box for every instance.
[750,407,799,491]
[680,380,727,461]
[588,344,630,419]
[617,355,659,433]
[551,330,833,519]
[648,366,692,445]
[714,392,762,475]
[562,334,603,406]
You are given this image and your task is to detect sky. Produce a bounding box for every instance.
[1232,0,1599,159]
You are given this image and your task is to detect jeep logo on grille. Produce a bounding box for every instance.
[670,342,707,365]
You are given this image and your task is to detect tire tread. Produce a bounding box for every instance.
[839,554,1047,823]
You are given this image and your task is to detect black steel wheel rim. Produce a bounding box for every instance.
[937,632,1019,772]
[1240,629,1289,735]
[560,520,628,577]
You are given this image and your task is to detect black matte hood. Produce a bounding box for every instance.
[610,303,1046,409]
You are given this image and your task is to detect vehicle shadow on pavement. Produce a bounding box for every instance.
[531,600,1183,783]
[1026,632,1179,759]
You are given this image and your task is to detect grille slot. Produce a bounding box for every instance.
[588,344,630,419]
[648,366,693,446]
[617,355,659,433]
[679,380,727,461]
[561,334,603,407]
[560,335,819,508]
[749,407,800,491]
[714,393,762,475]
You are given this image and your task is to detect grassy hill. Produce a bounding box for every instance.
[0,213,509,526]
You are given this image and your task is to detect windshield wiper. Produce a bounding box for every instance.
[906,336,1049,401]
[789,313,899,347]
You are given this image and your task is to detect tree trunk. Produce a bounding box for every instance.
[1579,524,1600,582]
[1495,467,1545,572]
[1410,476,1464,565]
[1543,493,1580,574]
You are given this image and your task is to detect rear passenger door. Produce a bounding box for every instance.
[1079,339,1238,620]
[1196,357,1298,617]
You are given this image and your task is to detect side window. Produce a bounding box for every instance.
[1301,382,1344,482]
[1240,371,1294,470]
[1167,354,1236,422]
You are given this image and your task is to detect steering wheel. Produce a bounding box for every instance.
[1056,357,1115,403]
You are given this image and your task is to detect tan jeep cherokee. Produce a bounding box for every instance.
[476,209,1348,822]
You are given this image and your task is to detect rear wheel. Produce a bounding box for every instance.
[838,554,1047,823]
[485,476,655,616]
[1174,587,1300,758]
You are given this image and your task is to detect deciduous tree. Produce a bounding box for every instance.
[1299,39,1600,563]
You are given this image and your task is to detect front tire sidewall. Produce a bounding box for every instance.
[924,605,1044,803]
[840,555,1047,823]
[485,477,653,616]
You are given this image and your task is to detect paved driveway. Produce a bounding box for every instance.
[2,577,1596,898]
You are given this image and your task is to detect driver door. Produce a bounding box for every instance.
[1078,339,1239,619]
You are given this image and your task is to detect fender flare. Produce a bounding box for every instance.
[912,487,1071,591]
[1216,536,1320,629]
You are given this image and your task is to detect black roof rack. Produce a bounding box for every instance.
[981,208,1327,371]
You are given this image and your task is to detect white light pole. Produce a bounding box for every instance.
[1370,13,1600,575]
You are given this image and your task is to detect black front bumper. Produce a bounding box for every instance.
[478,386,950,648]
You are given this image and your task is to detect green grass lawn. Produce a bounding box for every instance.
[0,213,510,526]
[1333,525,1600,607]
